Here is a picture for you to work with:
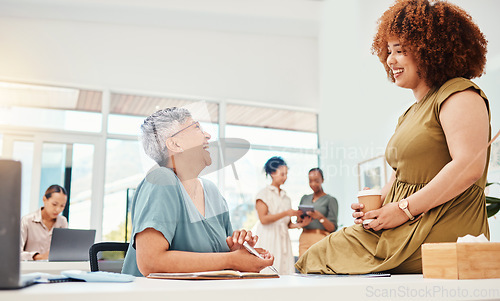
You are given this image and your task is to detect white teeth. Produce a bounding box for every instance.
[393,69,403,74]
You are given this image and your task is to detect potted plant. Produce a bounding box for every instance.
[486,182,500,218]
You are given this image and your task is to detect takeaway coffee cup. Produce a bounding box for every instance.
[357,189,382,225]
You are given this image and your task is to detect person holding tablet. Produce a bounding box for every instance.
[122,107,274,277]
[297,168,338,257]
[253,156,306,274]
[20,184,68,261]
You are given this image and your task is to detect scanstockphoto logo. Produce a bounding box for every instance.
[365,285,500,299]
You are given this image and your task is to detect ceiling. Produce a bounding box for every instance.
[0,0,321,37]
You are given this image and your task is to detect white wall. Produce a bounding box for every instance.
[319,0,500,239]
[0,16,318,108]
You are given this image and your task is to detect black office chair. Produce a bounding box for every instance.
[89,242,129,272]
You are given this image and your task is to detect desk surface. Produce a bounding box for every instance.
[21,261,90,274]
[2,274,500,301]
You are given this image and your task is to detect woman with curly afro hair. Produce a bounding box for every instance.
[296,0,492,274]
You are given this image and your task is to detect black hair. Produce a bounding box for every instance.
[44,184,67,199]
[264,156,287,177]
[309,167,324,180]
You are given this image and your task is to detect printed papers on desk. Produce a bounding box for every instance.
[147,270,279,280]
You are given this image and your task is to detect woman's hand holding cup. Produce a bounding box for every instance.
[354,189,382,225]
[352,202,365,224]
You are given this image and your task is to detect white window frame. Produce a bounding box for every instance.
[0,80,319,242]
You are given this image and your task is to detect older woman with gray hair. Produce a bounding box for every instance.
[122,107,274,277]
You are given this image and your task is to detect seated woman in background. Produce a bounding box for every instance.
[253,156,306,275]
[20,184,68,261]
[297,168,338,257]
[122,107,274,277]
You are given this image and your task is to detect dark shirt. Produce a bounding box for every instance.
[299,194,338,231]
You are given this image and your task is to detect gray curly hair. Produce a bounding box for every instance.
[140,107,192,166]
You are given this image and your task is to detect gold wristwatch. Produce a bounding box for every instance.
[398,199,415,220]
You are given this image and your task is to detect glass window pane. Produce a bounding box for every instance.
[225,125,317,149]
[0,107,102,133]
[40,143,66,207]
[107,114,144,136]
[103,139,155,241]
[224,149,318,256]
[12,141,34,217]
[226,104,317,132]
[108,93,218,135]
[0,82,102,132]
[108,114,219,141]
[68,144,95,229]
[40,143,94,229]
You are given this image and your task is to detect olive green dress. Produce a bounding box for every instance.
[295,78,491,274]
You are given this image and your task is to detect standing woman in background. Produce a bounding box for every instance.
[253,156,304,274]
[20,184,68,261]
[298,168,338,257]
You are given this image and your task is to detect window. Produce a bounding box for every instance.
[0,82,102,132]
[223,104,319,255]
[103,139,152,241]
[66,144,95,229]
[12,140,34,217]
[226,149,319,230]
[226,125,317,149]
[0,81,101,224]
[39,142,95,228]
[1,81,318,248]
[108,93,219,135]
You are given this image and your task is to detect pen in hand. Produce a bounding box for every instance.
[242,241,279,274]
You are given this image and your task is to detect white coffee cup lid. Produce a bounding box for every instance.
[357,189,382,197]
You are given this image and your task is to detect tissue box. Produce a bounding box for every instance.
[421,242,500,279]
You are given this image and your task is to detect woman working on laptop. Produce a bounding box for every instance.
[122,107,274,277]
[20,184,68,261]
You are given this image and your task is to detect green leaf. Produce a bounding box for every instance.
[486,196,500,204]
[487,203,500,218]
[486,182,500,187]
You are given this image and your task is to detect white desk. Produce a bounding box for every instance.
[2,275,500,301]
[21,261,90,274]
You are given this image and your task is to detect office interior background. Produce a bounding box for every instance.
[0,0,499,250]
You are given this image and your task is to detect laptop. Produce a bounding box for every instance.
[0,160,39,289]
[49,228,96,261]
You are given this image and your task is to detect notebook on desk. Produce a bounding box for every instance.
[147,270,279,280]
[49,228,96,262]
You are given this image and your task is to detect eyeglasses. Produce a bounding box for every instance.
[169,121,202,138]
[151,120,203,151]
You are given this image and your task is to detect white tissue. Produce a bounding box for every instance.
[456,234,489,243]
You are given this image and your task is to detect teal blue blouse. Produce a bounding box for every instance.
[121,167,233,276]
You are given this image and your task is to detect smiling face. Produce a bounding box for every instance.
[386,39,419,88]
[173,118,212,167]
[42,192,67,220]
[270,165,288,187]
[386,38,430,99]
